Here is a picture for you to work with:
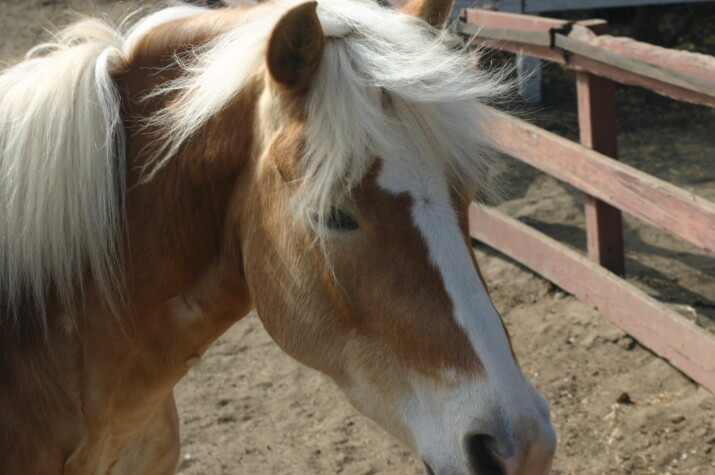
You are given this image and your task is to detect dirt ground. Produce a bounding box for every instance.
[2,1,715,473]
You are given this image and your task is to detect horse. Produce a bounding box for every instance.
[0,0,556,473]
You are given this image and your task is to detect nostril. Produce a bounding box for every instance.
[463,433,506,475]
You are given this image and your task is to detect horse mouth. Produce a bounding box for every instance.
[422,460,436,475]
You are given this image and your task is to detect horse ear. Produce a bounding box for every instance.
[400,0,454,29]
[267,1,325,89]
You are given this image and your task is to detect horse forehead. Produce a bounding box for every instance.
[375,157,461,234]
[375,156,517,377]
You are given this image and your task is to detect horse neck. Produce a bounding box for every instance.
[113,19,263,319]
[40,31,264,469]
[1,10,266,473]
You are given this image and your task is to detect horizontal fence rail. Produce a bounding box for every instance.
[458,9,715,107]
[487,107,715,255]
[455,8,715,393]
[469,205,715,394]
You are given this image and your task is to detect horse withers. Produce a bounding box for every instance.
[0,0,556,473]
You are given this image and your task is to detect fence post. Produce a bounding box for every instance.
[576,22,625,276]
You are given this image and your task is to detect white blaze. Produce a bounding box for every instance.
[377,155,554,470]
[377,156,522,395]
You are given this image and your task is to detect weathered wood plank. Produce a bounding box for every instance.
[468,37,566,64]
[479,0,713,13]
[463,8,574,32]
[592,35,715,82]
[554,33,715,98]
[487,107,715,255]
[460,9,715,107]
[465,39,715,106]
[569,54,715,107]
[583,194,625,274]
[577,55,625,275]
[469,204,715,394]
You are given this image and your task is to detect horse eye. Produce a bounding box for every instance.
[320,207,359,231]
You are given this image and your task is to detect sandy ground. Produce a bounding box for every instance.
[2,1,715,473]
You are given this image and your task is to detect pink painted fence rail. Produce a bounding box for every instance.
[457,9,715,393]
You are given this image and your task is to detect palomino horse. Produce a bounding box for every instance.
[0,0,556,473]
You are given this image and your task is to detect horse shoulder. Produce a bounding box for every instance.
[0,314,83,474]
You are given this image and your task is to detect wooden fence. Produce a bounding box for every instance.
[455,9,715,393]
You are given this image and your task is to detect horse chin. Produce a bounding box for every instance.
[421,455,507,475]
[414,428,555,475]
[416,433,556,475]
[422,460,436,475]
[420,459,489,475]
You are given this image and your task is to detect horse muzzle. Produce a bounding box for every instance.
[420,422,556,475]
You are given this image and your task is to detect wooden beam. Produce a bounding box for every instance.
[569,54,715,107]
[576,21,625,276]
[591,35,715,83]
[554,33,715,98]
[463,8,581,32]
[469,204,715,394]
[482,0,714,13]
[468,37,566,64]
[487,107,715,255]
[460,9,715,107]
[465,38,715,106]
[583,191,625,275]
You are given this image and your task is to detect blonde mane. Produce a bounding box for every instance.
[0,6,206,326]
[150,0,508,219]
[0,0,507,327]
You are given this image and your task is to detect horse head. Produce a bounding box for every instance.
[0,0,556,472]
[195,1,557,472]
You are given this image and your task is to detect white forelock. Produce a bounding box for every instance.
[301,0,509,220]
[147,0,509,219]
